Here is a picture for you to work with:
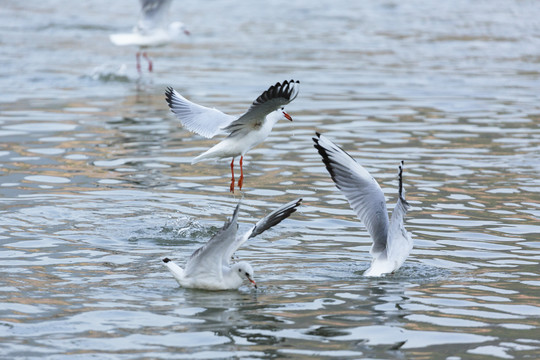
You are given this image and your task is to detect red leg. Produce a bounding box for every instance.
[136,52,141,74]
[142,52,153,72]
[238,156,244,190]
[229,158,235,193]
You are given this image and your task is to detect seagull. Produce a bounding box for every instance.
[165,79,300,193]
[162,198,302,290]
[313,133,412,277]
[109,0,190,74]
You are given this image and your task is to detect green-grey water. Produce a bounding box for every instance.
[1,0,540,359]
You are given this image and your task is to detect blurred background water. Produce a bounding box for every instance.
[1,0,540,359]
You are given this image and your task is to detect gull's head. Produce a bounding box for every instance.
[235,262,257,289]
[269,107,293,123]
[169,21,191,36]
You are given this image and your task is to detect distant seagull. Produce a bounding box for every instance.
[162,198,302,290]
[165,80,300,193]
[109,0,190,74]
[313,133,412,276]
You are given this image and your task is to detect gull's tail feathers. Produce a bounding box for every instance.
[162,257,185,284]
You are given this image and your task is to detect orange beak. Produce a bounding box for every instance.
[248,278,257,289]
[283,111,293,121]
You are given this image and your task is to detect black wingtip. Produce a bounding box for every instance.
[162,257,171,263]
[312,133,359,192]
[221,202,241,232]
[398,161,405,199]
[248,197,303,239]
[293,199,302,215]
[312,132,321,148]
[232,202,241,221]
[285,197,303,216]
[254,79,300,106]
[313,137,337,187]
[164,86,175,107]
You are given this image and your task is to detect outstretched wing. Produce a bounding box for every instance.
[386,162,412,264]
[183,203,240,279]
[224,198,302,265]
[223,80,300,137]
[313,133,389,257]
[165,87,236,138]
[137,0,173,32]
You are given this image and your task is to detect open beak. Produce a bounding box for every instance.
[283,111,293,121]
[248,277,257,289]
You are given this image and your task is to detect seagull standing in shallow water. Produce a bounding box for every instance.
[313,133,412,277]
[109,0,190,74]
[162,198,302,290]
[165,80,300,193]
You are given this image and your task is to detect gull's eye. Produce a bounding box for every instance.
[245,272,249,276]
[238,269,241,272]
[281,107,284,110]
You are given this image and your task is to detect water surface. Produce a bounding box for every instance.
[1,0,540,359]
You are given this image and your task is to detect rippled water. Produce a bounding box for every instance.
[1,0,540,358]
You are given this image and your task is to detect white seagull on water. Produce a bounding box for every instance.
[313,133,412,277]
[162,198,302,290]
[165,80,300,193]
[109,0,190,74]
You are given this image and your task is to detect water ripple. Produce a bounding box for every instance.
[1,0,540,359]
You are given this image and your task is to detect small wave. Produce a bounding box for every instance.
[86,64,130,83]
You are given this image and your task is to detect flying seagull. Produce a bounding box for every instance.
[165,79,300,192]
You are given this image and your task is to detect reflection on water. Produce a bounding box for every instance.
[1,0,540,358]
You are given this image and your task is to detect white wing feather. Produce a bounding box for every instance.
[183,204,240,279]
[165,87,236,138]
[313,133,389,256]
[386,163,412,268]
